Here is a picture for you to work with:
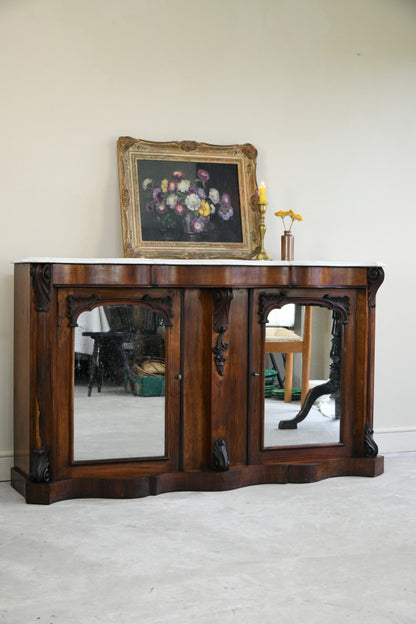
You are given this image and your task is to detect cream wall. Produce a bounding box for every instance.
[1,0,415,479]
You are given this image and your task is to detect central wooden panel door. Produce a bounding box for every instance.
[181,288,249,472]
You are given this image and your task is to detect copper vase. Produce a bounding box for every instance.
[281,231,294,261]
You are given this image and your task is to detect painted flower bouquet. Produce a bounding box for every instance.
[142,169,234,234]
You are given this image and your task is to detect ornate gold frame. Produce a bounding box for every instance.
[117,137,260,259]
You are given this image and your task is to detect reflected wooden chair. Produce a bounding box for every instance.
[265,307,312,405]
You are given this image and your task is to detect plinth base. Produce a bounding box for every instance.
[11,456,384,504]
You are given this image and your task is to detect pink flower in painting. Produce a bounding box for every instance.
[168,181,177,192]
[174,202,185,216]
[172,171,184,179]
[156,203,167,214]
[197,169,210,181]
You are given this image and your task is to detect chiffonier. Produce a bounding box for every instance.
[12,258,384,504]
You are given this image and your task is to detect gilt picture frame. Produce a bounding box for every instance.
[117,137,260,259]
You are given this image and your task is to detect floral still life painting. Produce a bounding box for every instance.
[117,138,260,259]
[138,161,241,243]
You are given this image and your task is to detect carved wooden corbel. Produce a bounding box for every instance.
[364,425,379,458]
[213,439,230,471]
[30,448,50,483]
[30,264,52,312]
[368,267,385,309]
[212,289,233,376]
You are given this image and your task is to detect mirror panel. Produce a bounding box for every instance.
[264,304,341,448]
[73,304,166,461]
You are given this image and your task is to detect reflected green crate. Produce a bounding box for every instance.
[126,374,165,396]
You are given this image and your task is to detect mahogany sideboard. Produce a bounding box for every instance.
[12,259,384,504]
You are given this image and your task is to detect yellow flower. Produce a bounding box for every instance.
[198,200,210,217]
[161,179,168,193]
[274,209,303,231]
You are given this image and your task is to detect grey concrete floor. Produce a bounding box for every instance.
[1,453,415,624]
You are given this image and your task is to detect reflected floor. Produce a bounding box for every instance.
[73,385,339,461]
[74,384,165,461]
[264,397,339,447]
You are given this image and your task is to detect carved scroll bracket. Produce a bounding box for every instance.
[30,448,50,483]
[364,425,379,458]
[30,264,52,312]
[212,439,230,471]
[212,289,233,376]
[368,267,385,309]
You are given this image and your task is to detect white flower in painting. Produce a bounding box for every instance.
[209,188,220,204]
[177,179,191,193]
[185,193,201,212]
[142,178,152,190]
[166,193,178,208]
[210,203,216,214]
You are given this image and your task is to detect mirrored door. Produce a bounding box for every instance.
[262,303,343,448]
[73,303,168,462]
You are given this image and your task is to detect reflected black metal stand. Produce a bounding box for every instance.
[82,331,136,396]
[278,311,343,429]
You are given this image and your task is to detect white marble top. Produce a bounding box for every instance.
[15,257,384,267]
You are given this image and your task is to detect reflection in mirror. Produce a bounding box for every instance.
[264,304,341,448]
[73,304,166,461]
